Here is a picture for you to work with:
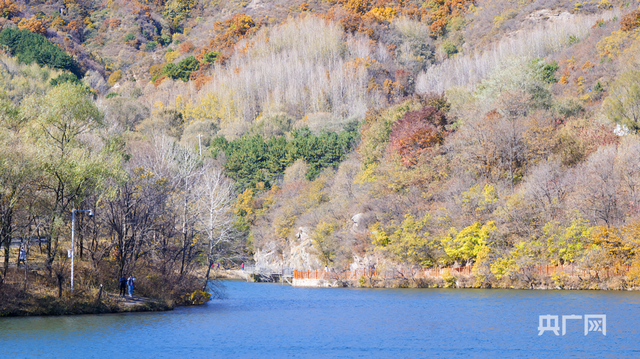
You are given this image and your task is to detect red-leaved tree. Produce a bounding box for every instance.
[388,106,447,166]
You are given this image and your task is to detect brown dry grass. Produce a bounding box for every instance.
[1,243,207,316]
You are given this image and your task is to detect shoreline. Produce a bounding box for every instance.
[6,270,634,318]
[289,273,635,290]
[0,270,246,318]
[0,293,175,318]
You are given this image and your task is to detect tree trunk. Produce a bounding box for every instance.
[1,214,12,277]
[202,262,212,292]
[46,234,54,277]
[2,237,8,278]
[57,273,63,298]
[78,215,84,260]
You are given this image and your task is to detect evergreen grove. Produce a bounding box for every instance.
[212,122,360,189]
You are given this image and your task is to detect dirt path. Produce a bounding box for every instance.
[106,292,159,308]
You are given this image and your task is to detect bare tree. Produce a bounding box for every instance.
[196,163,238,291]
[572,146,623,226]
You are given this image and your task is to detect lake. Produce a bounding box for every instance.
[1,281,640,358]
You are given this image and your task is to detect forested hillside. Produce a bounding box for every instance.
[3,0,640,308]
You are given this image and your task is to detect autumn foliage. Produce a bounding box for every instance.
[0,0,18,20]
[345,0,368,14]
[620,10,640,32]
[18,16,48,36]
[197,13,257,61]
[388,106,447,166]
[212,14,255,49]
[426,0,474,36]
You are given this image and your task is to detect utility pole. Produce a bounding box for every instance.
[197,134,203,156]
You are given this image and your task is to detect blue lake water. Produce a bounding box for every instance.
[1,281,640,358]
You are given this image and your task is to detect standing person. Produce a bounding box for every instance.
[18,245,25,267]
[241,262,244,271]
[119,275,127,296]
[127,275,135,297]
[216,262,219,269]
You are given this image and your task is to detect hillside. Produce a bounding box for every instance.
[2,0,640,303]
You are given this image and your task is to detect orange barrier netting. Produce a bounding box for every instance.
[292,264,631,280]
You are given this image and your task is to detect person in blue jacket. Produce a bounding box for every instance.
[127,275,135,297]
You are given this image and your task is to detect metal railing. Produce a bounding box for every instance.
[244,265,294,277]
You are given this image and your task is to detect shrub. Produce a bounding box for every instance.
[568,35,580,45]
[164,50,180,63]
[178,289,211,306]
[426,0,474,37]
[150,63,165,79]
[194,74,212,90]
[108,70,122,87]
[105,92,119,99]
[369,6,397,22]
[620,10,640,32]
[540,60,559,84]
[442,41,457,57]
[0,0,19,19]
[0,28,82,78]
[179,41,194,53]
[594,81,604,94]
[202,51,219,64]
[124,33,135,42]
[158,34,171,46]
[108,18,121,29]
[345,0,368,15]
[50,73,79,86]
[145,41,157,51]
[208,13,256,51]
[162,56,199,82]
[18,15,47,36]
[163,0,197,27]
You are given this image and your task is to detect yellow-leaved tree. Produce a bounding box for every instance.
[371,214,438,267]
[441,221,496,266]
[543,217,592,265]
[313,221,338,267]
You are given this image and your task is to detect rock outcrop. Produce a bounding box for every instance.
[253,227,322,270]
[288,227,323,269]
[254,212,376,270]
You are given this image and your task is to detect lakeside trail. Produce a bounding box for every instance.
[106,292,161,309]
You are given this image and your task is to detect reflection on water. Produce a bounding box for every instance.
[2,282,640,357]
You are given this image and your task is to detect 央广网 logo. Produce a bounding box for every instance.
[538,314,606,336]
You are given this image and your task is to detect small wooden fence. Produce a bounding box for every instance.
[293,264,632,281]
